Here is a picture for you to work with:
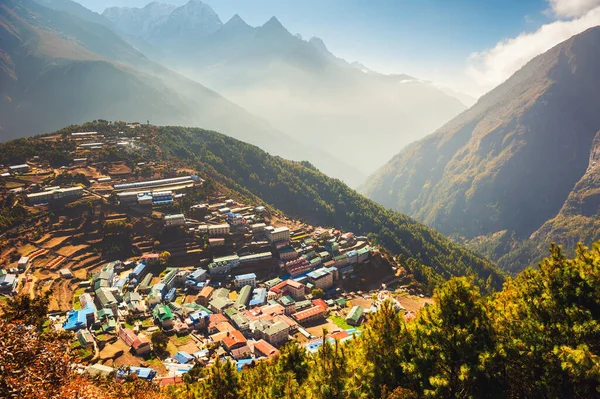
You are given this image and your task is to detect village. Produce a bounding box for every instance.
[0,125,429,387]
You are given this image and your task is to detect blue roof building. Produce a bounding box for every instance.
[117,366,157,381]
[152,283,167,298]
[187,268,207,283]
[164,287,177,302]
[174,351,194,364]
[63,302,96,331]
[249,287,267,307]
[190,310,210,325]
[130,262,147,279]
[234,273,256,288]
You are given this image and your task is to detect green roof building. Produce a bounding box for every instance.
[346,305,364,326]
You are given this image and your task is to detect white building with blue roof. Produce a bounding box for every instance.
[234,273,257,288]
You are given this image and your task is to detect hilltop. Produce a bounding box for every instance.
[362,26,600,272]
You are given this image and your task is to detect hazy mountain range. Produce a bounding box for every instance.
[362,26,600,272]
[101,0,468,176]
[1,0,373,185]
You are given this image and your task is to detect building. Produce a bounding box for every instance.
[238,252,273,264]
[278,295,297,315]
[209,296,234,314]
[279,247,298,261]
[234,273,256,288]
[284,258,311,277]
[118,367,157,381]
[153,305,174,328]
[87,364,114,377]
[228,213,244,226]
[59,268,73,279]
[129,262,147,280]
[264,277,283,289]
[152,191,173,206]
[186,269,208,290]
[113,176,196,192]
[208,254,239,275]
[263,321,290,345]
[208,223,230,237]
[164,214,185,227]
[357,247,370,263]
[249,288,267,308]
[132,336,152,355]
[141,253,160,265]
[174,351,195,364]
[137,193,153,206]
[346,306,364,326]
[77,329,95,348]
[79,293,93,308]
[17,256,29,271]
[253,339,280,358]
[270,279,306,300]
[27,186,83,205]
[307,267,335,290]
[197,285,214,306]
[189,310,210,330]
[234,285,253,310]
[119,327,138,346]
[190,204,208,219]
[267,227,290,243]
[117,191,138,205]
[223,330,247,351]
[251,223,266,232]
[9,164,30,174]
[333,254,349,268]
[71,131,98,138]
[292,305,327,325]
[63,302,96,331]
[95,288,118,315]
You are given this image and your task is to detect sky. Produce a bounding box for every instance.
[77,0,600,97]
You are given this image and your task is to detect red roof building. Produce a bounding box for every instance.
[270,279,306,300]
[223,330,247,351]
[253,339,280,358]
[292,305,327,324]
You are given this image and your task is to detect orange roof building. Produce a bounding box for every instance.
[253,339,280,358]
[223,330,247,351]
[292,305,327,324]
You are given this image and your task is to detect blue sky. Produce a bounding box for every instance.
[76,0,600,96]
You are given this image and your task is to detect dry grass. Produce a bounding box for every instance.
[57,244,88,257]
[43,235,69,249]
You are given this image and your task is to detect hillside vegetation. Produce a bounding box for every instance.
[362,26,600,272]
[156,125,504,293]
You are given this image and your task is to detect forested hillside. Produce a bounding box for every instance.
[156,126,504,293]
[362,26,600,272]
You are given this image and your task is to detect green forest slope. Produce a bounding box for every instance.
[156,126,504,293]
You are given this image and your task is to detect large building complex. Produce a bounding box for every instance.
[27,186,83,205]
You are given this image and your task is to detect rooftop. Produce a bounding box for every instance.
[235,273,257,281]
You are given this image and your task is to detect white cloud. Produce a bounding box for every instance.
[548,0,600,18]
[464,5,600,97]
